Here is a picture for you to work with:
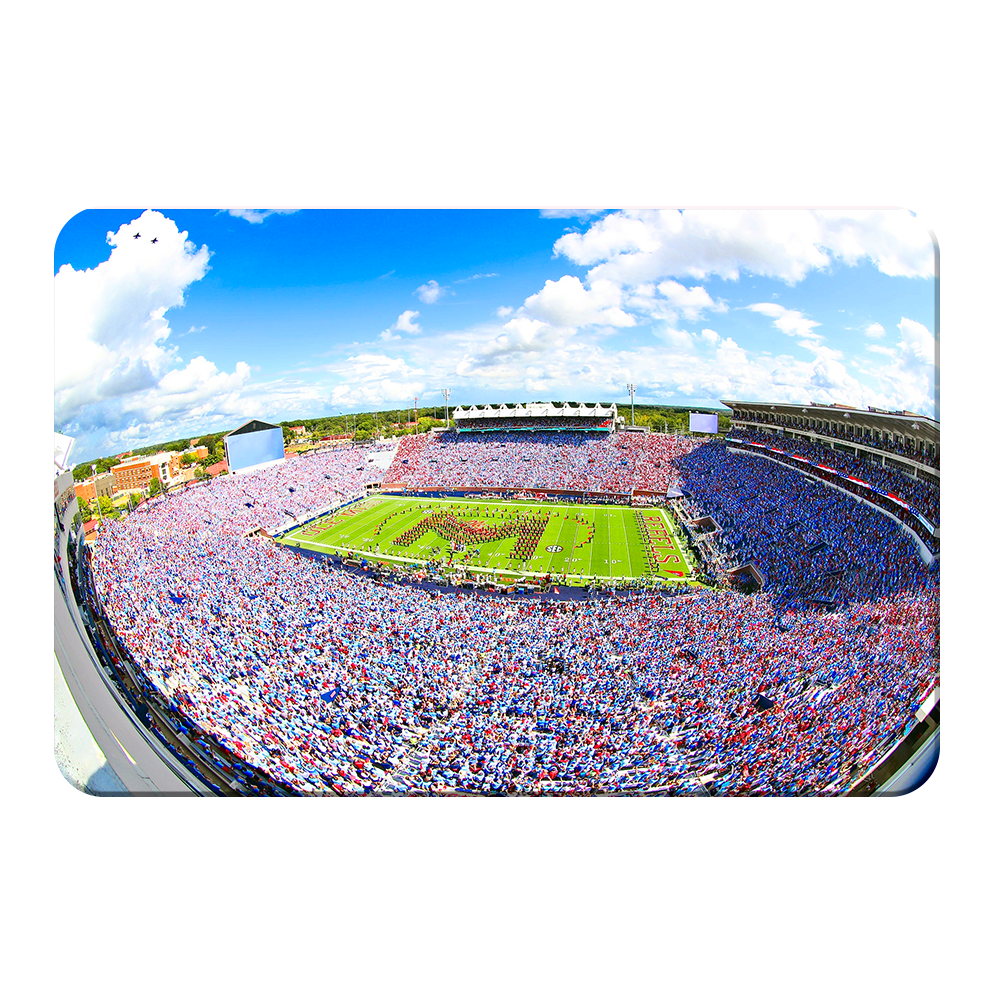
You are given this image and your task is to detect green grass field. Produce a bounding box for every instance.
[278,495,694,583]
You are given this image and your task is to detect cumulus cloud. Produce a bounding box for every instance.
[415,279,446,304]
[393,310,422,333]
[225,209,299,224]
[864,322,886,338]
[326,353,427,408]
[657,280,728,321]
[897,316,936,367]
[54,210,259,455]
[653,328,696,350]
[860,317,936,417]
[748,302,822,342]
[553,209,935,286]
[379,329,401,342]
[495,305,513,317]
[626,280,729,326]
[523,276,635,328]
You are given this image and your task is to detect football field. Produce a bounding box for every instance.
[278,495,694,583]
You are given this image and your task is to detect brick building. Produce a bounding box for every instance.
[112,451,182,492]
[75,471,116,503]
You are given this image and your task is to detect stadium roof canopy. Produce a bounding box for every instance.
[720,399,939,444]
[453,401,618,420]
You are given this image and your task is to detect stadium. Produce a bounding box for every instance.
[53,399,939,797]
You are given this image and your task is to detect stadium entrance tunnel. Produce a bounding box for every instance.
[730,564,763,594]
[690,515,720,534]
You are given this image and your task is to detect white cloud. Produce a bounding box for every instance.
[326,353,427,408]
[393,310,422,333]
[415,279,446,304]
[656,280,728,321]
[748,302,822,341]
[54,210,261,455]
[553,209,935,286]
[523,275,635,328]
[225,209,299,224]
[379,329,401,342]
[866,344,895,356]
[864,322,886,338]
[897,316,936,367]
[455,273,498,283]
[653,328,696,350]
[495,305,513,317]
[623,280,728,326]
[868,317,937,416]
[700,328,720,346]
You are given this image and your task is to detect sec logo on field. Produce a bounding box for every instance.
[545,544,563,553]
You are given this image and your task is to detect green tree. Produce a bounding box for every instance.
[130,492,143,508]
[149,475,162,497]
[79,498,94,521]
[195,466,208,480]
[98,495,119,519]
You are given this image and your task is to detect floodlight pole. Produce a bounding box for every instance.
[442,387,451,428]
[626,383,636,426]
[91,464,102,524]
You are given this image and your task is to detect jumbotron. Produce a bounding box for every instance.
[60,399,940,796]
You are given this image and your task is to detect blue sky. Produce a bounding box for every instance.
[54,208,936,461]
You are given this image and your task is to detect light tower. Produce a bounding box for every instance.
[414,396,419,430]
[442,387,451,428]
[626,383,636,426]
[91,464,102,524]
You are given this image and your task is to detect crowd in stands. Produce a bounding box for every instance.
[81,430,939,797]
[730,431,940,526]
[386,431,697,493]
[674,443,938,607]
[734,413,939,470]
[162,443,393,537]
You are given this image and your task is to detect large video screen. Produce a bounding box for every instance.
[226,427,285,473]
[689,412,719,434]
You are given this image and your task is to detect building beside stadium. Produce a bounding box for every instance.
[111,451,183,493]
[74,471,117,503]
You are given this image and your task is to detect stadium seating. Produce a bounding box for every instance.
[84,431,939,797]
[384,431,697,493]
[728,431,940,526]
